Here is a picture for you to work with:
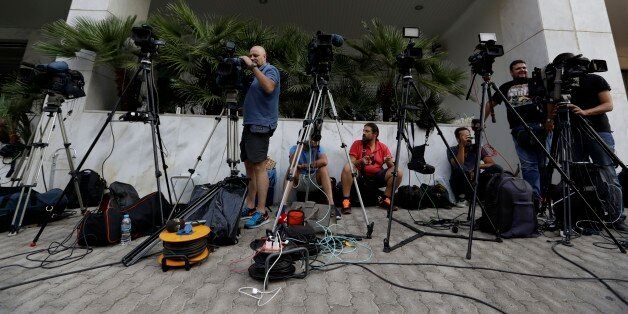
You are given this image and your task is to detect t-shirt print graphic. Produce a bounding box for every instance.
[507,84,532,108]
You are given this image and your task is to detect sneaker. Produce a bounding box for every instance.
[245,211,270,229]
[341,198,351,214]
[240,207,256,220]
[335,207,342,220]
[379,196,391,208]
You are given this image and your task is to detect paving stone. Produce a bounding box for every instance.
[0,206,625,313]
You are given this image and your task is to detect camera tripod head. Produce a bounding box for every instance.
[132,25,165,57]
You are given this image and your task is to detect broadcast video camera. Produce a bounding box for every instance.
[131,25,165,55]
[19,61,85,99]
[468,33,504,76]
[216,41,245,90]
[306,31,344,78]
[396,27,423,75]
[532,54,607,100]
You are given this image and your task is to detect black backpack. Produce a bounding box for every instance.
[66,169,106,209]
[395,184,452,210]
[77,182,140,246]
[477,171,536,238]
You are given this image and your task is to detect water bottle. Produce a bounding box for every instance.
[121,214,131,245]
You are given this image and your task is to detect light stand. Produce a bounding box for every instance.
[383,69,500,255]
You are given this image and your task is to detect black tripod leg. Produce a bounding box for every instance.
[384,78,411,251]
[466,79,489,260]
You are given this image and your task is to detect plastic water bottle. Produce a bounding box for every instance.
[121,214,131,245]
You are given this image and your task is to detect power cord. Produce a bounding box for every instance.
[238,233,283,306]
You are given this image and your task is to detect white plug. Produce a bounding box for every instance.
[252,288,260,294]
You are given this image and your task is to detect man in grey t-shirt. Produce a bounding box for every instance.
[239,46,281,229]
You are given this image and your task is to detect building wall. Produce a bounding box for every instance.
[442,0,627,169]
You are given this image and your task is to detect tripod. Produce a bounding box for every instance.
[30,52,173,246]
[270,75,374,238]
[8,93,86,236]
[543,101,627,245]
[383,71,500,256]
[167,89,242,219]
[486,74,626,252]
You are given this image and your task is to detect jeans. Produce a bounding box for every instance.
[572,131,623,217]
[511,125,550,200]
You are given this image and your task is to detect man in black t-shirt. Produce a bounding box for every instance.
[485,60,551,203]
[552,52,624,229]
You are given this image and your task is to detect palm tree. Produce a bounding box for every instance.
[345,19,466,123]
[0,79,43,143]
[148,1,246,114]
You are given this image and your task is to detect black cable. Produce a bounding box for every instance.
[101,123,115,183]
[352,263,505,313]
[551,242,628,306]
[162,238,207,259]
[312,261,628,282]
[0,261,121,291]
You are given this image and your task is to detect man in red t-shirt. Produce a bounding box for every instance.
[340,123,402,213]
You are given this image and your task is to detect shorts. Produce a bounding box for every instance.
[240,125,274,163]
[358,168,388,188]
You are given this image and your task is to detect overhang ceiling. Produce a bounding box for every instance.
[0,0,71,29]
[149,0,475,39]
[605,0,628,53]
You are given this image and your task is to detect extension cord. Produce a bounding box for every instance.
[259,238,285,253]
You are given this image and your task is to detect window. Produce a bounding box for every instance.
[0,41,27,83]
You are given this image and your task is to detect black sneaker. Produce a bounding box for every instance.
[335,207,342,220]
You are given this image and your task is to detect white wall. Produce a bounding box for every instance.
[36,110,460,204]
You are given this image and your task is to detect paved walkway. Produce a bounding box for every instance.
[0,206,627,313]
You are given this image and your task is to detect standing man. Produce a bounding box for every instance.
[552,52,625,231]
[240,46,280,229]
[340,123,402,213]
[485,59,550,206]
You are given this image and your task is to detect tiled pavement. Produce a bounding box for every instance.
[0,206,626,313]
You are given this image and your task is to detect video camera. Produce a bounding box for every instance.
[468,33,504,76]
[396,27,423,75]
[19,61,85,99]
[131,25,165,55]
[306,31,344,78]
[216,41,245,90]
[533,54,607,100]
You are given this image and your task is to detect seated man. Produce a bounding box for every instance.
[340,122,402,214]
[448,127,500,202]
[287,140,341,220]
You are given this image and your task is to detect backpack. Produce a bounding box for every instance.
[66,169,106,209]
[77,182,140,246]
[0,188,68,232]
[395,184,452,210]
[477,171,536,238]
[187,180,247,245]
